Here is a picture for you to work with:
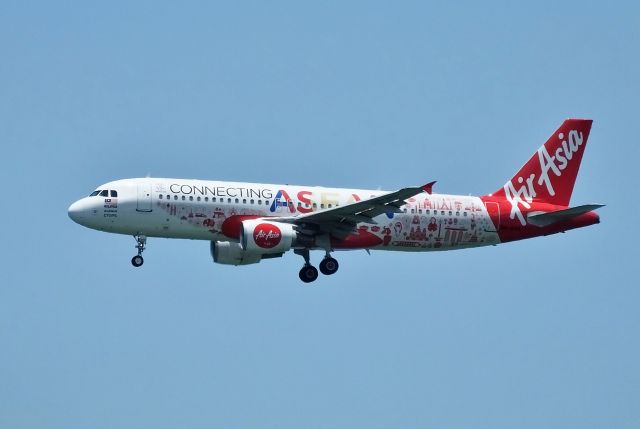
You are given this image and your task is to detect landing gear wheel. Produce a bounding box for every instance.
[131,234,147,267]
[299,265,319,283]
[319,257,339,275]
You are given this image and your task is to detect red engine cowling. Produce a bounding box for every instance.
[240,220,298,254]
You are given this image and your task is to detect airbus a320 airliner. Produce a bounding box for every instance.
[68,119,602,283]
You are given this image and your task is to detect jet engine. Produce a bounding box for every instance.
[240,219,299,254]
[212,220,313,266]
[210,241,262,265]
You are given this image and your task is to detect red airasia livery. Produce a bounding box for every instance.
[68,119,603,283]
[480,119,600,243]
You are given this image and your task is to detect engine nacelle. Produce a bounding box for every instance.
[240,219,297,254]
[211,241,262,265]
[212,220,308,265]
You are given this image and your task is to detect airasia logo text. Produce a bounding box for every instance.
[504,130,584,225]
[253,223,282,248]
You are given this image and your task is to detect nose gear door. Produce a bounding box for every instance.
[137,183,152,212]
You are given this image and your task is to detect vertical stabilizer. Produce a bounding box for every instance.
[491,119,593,207]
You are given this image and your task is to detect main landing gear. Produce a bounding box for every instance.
[131,234,146,267]
[295,249,339,283]
[319,256,339,276]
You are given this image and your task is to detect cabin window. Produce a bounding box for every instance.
[99,190,109,197]
[449,211,452,216]
[456,211,460,216]
[228,198,232,203]
[159,194,163,199]
[320,204,325,209]
[110,190,118,197]
[250,199,255,204]
[328,204,332,208]
[212,197,216,202]
[426,210,430,214]
[90,191,100,197]
[243,199,247,204]
[174,195,178,200]
[265,200,270,206]
[464,212,468,216]
[418,209,422,214]
[235,198,239,204]
[182,196,186,201]
[313,203,318,209]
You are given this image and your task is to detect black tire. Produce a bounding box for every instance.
[299,265,319,283]
[131,255,144,267]
[319,257,339,275]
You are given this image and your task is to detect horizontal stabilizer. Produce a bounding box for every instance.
[527,204,605,227]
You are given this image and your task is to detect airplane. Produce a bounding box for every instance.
[68,119,603,283]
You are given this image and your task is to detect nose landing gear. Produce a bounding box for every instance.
[131,234,146,267]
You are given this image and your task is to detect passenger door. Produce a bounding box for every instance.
[137,183,152,212]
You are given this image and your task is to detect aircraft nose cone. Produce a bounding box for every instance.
[68,200,86,224]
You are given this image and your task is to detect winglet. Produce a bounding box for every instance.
[421,181,436,194]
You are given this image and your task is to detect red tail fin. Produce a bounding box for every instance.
[491,119,593,207]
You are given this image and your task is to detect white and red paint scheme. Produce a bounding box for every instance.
[68,119,603,282]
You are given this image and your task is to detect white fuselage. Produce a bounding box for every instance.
[68,178,500,251]
[67,120,601,282]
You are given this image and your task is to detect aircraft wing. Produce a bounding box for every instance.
[272,181,436,238]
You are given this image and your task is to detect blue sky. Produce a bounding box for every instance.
[1,1,638,428]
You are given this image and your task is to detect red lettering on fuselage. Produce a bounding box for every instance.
[297,191,313,213]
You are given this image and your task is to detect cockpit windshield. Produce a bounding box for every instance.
[89,190,118,197]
